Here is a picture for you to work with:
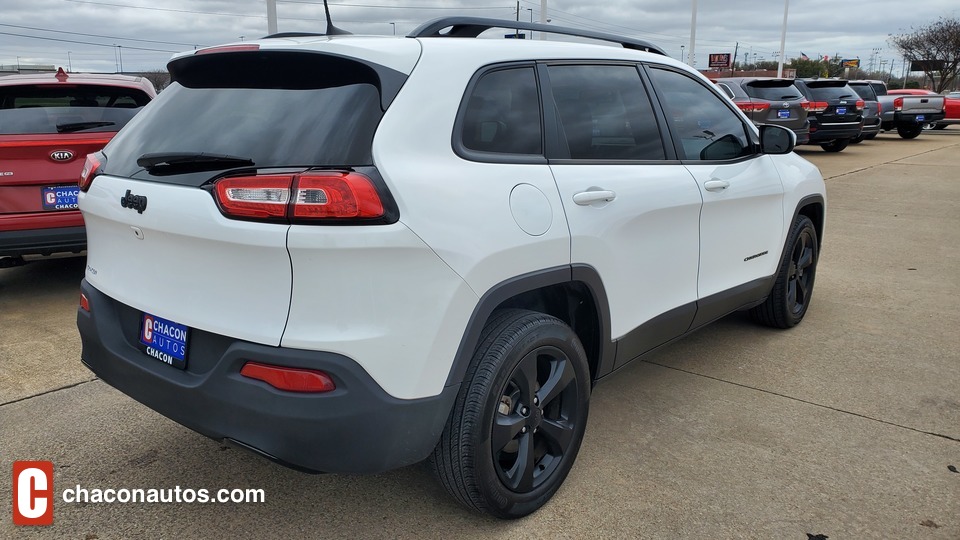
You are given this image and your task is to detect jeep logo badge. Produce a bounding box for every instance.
[120,189,148,214]
[50,150,74,162]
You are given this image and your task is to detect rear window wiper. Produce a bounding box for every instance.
[137,152,255,173]
[838,94,854,99]
[56,121,115,133]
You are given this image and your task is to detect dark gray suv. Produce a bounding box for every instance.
[715,77,810,144]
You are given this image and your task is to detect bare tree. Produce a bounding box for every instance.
[889,17,960,93]
[140,69,171,92]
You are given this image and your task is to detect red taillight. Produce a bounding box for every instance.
[855,99,865,111]
[808,101,829,112]
[894,97,903,111]
[213,171,385,222]
[79,293,90,312]
[734,100,770,112]
[877,102,883,114]
[215,175,292,220]
[240,362,336,393]
[79,152,104,192]
[294,172,384,220]
[800,100,811,111]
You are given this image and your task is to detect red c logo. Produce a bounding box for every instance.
[12,461,53,526]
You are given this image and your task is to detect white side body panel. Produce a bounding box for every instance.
[550,164,702,339]
[282,223,477,399]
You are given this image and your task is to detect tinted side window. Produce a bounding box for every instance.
[461,67,541,155]
[548,65,664,160]
[648,68,752,161]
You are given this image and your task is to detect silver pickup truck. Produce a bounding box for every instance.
[849,80,946,139]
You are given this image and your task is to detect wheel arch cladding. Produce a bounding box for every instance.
[445,265,613,387]
[796,195,825,250]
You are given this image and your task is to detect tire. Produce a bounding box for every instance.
[751,215,819,329]
[864,133,878,140]
[933,123,947,130]
[430,309,590,519]
[897,124,923,139]
[820,139,848,152]
[849,134,864,144]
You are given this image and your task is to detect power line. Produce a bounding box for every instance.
[0,23,199,47]
[0,31,179,53]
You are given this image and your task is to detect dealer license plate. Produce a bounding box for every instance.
[139,312,189,370]
[836,107,847,115]
[778,109,790,119]
[41,186,79,211]
[916,115,925,122]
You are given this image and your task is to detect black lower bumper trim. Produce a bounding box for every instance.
[77,280,459,474]
[0,226,86,258]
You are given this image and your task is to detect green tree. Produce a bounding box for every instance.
[889,17,960,92]
[789,58,827,78]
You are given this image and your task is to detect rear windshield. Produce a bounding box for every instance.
[806,84,857,101]
[0,84,150,135]
[850,84,877,101]
[103,52,390,179]
[744,81,804,101]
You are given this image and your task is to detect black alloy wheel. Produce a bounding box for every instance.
[751,215,819,328]
[897,124,924,139]
[820,139,848,152]
[430,309,590,519]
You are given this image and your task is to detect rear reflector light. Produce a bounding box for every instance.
[855,99,865,111]
[240,362,336,393]
[79,152,104,192]
[893,97,903,111]
[808,101,829,112]
[734,100,770,112]
[213,171,386,223]
[79,293,90,312]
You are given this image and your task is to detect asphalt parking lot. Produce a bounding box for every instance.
[2,130,958,538]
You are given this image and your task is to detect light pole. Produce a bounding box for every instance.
[680,45,685,62]
[776,0,789,78]
[390,22,396,35]
[67,51,72,72]
[117,45,123,73]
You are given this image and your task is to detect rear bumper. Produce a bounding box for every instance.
[896,112,946,124]
[861,117,882,136]
[807,122,862,143]
[0,225,86,258]
[77,280,459,474]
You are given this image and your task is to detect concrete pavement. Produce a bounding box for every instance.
[2,130,958,538]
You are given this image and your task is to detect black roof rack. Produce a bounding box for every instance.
[408,17,667,56]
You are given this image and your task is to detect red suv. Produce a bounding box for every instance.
[0,68,155,266]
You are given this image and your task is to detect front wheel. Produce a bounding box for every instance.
[430,309,591,519]
[751,215,819,328]
[820,139,849,152]
[897,124,923,139]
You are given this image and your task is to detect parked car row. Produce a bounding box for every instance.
[0,68,156,267]
[714,76,953,153]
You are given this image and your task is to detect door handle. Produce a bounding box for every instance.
[703,180,730,192]
[573,190,617,205]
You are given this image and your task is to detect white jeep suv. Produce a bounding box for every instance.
[77,17,825,519]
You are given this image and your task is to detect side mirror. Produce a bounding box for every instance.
[759,124,796,154]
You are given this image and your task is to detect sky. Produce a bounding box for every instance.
[1,0,957,74]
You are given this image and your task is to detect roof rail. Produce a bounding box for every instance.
[408,17,667,56]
